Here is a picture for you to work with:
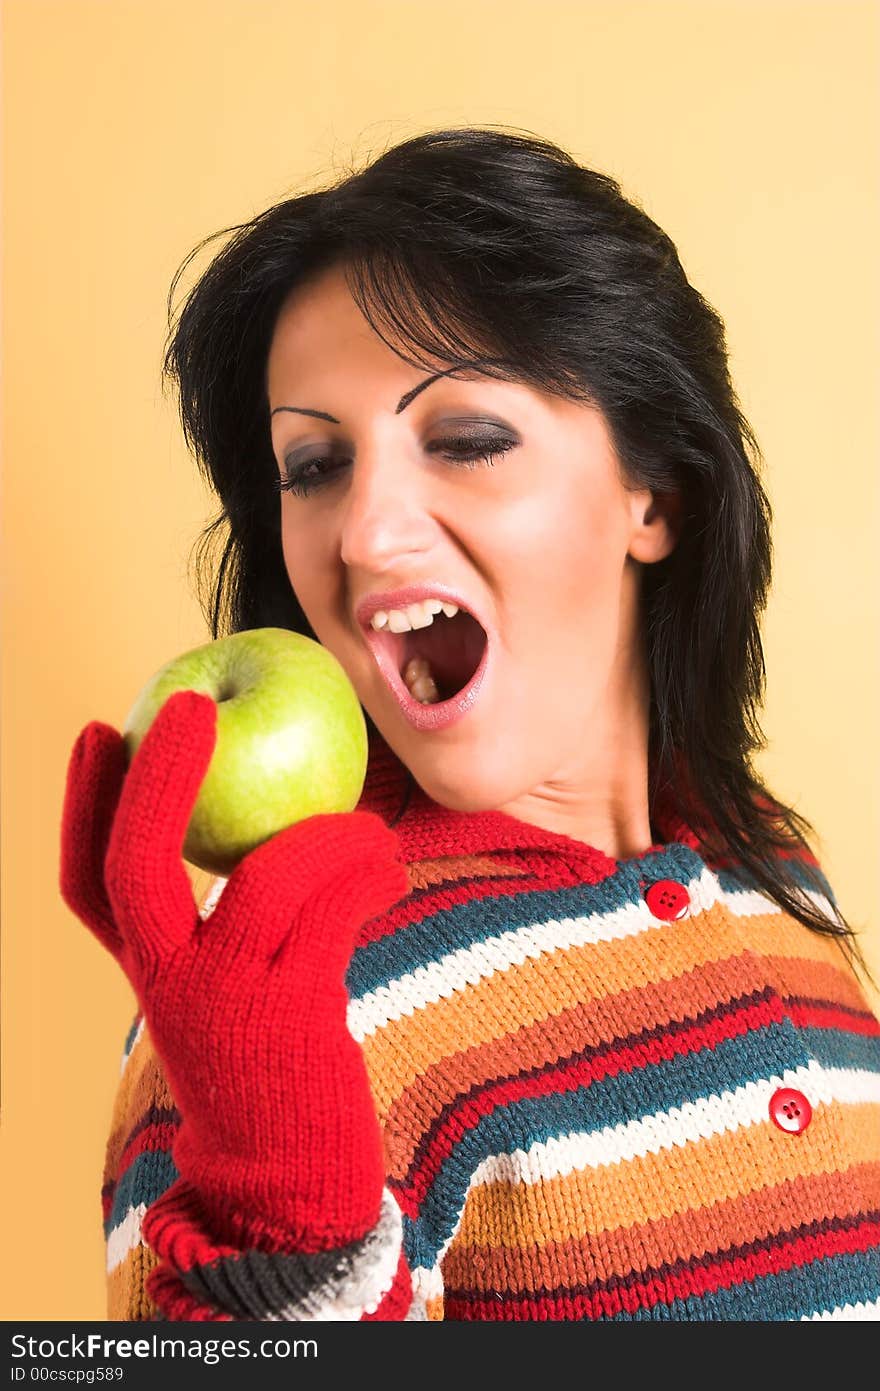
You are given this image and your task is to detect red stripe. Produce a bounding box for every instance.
[445,1218,880,1320]
[119,1121,178,1173]
[365,843,826,945]
[785,1002,880,1036]
[359,867,572,945]
[397,993,787,1212]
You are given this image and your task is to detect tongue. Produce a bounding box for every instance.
[401,610,485,702]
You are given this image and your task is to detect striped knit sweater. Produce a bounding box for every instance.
[103,731,880,1321]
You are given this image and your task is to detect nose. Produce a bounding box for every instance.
[339,444,438,573]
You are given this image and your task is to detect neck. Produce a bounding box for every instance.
[494,623,654,861]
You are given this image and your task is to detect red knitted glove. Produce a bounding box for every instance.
[60,689,409,1264]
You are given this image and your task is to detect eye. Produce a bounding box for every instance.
[430,435,518,470]
[276,460,337,497]
[275,434,517,499]
[275,454,349,499]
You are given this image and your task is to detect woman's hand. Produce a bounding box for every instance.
[60,689,409,1254]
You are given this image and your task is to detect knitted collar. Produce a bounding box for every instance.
[355,724,704,879]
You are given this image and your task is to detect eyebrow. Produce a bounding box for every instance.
[269,360,508,423]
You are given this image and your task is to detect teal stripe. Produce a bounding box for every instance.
[349,845,706,997]
[121,1012,142,1063]
[616,1246,880,1321]
[104,1149,179,1239]
[404,1014,812,1261]
[793,1025,880,1074]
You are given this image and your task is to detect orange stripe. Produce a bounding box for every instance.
[364,901,838,1115]
[442,1161,880,1291]
[761,953,876,1013]
[454,1100,880,1246]
[407,853,525,890]
[382,953,784,1176]
[107,1242,161,1321]
[734,910,852,971]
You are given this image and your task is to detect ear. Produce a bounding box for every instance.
[626,488,682,564]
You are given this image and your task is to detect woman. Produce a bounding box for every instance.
[60,127,880,1321]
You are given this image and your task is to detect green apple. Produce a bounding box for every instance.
[122,627,368,876]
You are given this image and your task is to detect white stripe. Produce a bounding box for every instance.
[119,1017,145,1077]
[406,1065,878,1298]
[260,1187,404,1322]
[466,1064,880,1190]
[347,864,766,1041]
[348,869,838,1041]
[106,1202,148,1273]
[410,1263,446,1304]
[349,906,641,1042]
[721,884,835,921]
[802,1297,880,1321]
[349,868,706,1041]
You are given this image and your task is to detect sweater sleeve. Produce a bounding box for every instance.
[103,1012,424,1319]
[101,881,436,1322]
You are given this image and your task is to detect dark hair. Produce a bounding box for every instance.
[161,124,871,981]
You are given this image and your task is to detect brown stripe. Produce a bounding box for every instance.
[364,899,846,1116]
[442,1161,880,1291]
[445,1211,880,1306]
[365,900,771,1113]
[367,890,845,1118]
[382,958,780,1177]
[762,953,876,1014]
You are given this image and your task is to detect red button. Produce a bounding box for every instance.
[644,879,691,921]
[769,1087,812,1135]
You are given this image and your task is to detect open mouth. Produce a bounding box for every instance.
[371,608,488,704]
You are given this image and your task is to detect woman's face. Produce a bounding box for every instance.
[266,264,678,818]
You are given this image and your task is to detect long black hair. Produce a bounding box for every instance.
[161,125,870,980]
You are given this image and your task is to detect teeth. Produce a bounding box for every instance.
[370,599,460,633]
[405,601,435,630]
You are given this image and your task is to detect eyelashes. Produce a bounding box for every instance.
[275,435,517,500]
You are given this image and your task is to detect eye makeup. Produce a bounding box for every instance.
[274,416,521,499]
[276,430,518,499]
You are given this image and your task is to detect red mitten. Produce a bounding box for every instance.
[60,690,409,1266]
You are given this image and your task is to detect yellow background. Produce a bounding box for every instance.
[2,0,878,1320]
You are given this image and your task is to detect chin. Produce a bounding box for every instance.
[401,739,526,814]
